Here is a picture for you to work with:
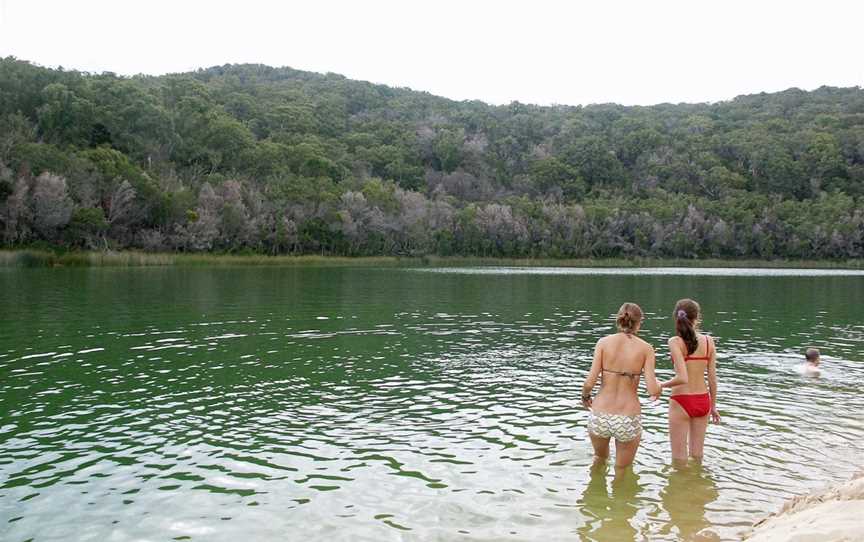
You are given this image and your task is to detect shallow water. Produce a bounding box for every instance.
[1,266,862,541]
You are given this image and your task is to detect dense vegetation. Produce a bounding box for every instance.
[1,57,863,259]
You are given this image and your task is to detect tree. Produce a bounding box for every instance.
[107,180,137,225]
[529,157,586,199]
[219,180,250,250]
[0,174,29,245]
[2,57,864,260]
[176,182,221,251]
[69,207,108,248]
[559,136,627,188]
[30,172,73,240]
[36,83,95,146]
[803,132,847,193]
[337,191,385,254]
[0,112,37,162]
[432,128,465,172]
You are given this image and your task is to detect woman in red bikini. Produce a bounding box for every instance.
[661,299,720,462]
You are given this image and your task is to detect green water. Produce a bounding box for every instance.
[1,266,863,541]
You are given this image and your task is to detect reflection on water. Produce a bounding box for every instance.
[0,266,863,541]
[415,266,864,277]
[659,462,720,541]
[578,464,643,541]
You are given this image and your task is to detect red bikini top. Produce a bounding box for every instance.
[683,335,712,362]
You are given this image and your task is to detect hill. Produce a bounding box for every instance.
[1,57,863,258]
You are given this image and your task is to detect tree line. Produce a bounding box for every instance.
[1,57,863,259]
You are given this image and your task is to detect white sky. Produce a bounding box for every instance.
[1,0,862,106]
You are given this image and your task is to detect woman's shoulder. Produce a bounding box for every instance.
[704,333,717,356]
[598,332,626,343]
[594,335,612,350]
[632,335,653,350]
[667,335,687,356]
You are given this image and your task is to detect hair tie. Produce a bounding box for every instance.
[677,309,688,321]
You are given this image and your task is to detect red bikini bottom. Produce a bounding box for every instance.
[671,393,711,418]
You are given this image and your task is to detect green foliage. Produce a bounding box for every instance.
[77,147,147,184]
[37,82,95,146]
[1,56,863,259]
[0,112,38,161]
[11,142,74,176]
[559,136,626,188]
[529,157,586,199]
[68,207,108,248]
[432,128,465,173]
[361,178,398,212]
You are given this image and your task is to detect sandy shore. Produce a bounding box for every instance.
[746,472,864,541]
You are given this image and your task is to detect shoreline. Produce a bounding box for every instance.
[2,250,864,269]
[746,471,864,541]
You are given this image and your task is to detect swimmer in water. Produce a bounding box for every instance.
[801,347,821,375]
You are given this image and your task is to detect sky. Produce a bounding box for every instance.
[1,0,862,106]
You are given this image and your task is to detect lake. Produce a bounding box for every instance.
[1,266,863,541]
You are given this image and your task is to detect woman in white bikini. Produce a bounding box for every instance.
[581,303,661,468]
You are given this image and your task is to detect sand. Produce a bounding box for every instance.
[746,472,864,541]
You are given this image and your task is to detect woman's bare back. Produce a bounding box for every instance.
[668,334,712,396]
[590,333,656,416]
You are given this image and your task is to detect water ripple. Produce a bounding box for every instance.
[1,267,862,541]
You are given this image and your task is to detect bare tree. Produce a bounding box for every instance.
[220,180,250,250]
[176,182,222,251]
[2,177,30,244]
[30,173,73,240]
[476,204,529,255]
[108,180,137,225]
[337,191,385,254]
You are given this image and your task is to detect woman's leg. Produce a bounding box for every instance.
[614,435,641,468]
[590,433,611,463]
[668,400,690,462]
[688,415,710,460]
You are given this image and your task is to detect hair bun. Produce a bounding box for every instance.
[616,302,643,334]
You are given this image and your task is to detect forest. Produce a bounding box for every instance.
[1,57,863,259]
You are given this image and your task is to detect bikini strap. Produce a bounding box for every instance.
[603,368,641,379]
[682,335,694,360]
[683,335,711,361]
[599,341,643,378]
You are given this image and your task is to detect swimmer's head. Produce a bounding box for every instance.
[805,348,821,365]
[616,302,643,334]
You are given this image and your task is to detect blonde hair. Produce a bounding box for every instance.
[616,302,643,334]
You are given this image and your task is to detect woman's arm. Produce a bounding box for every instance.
[581,339,604,409]
[707,336,720,423]
[661,337,689,388]
[643,347,661,400]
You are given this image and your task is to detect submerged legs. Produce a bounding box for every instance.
[590,433,611,464]
[590,432,640,469]
[688,415,710,460]
[614,435,641,468]
[668,399,690,462]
